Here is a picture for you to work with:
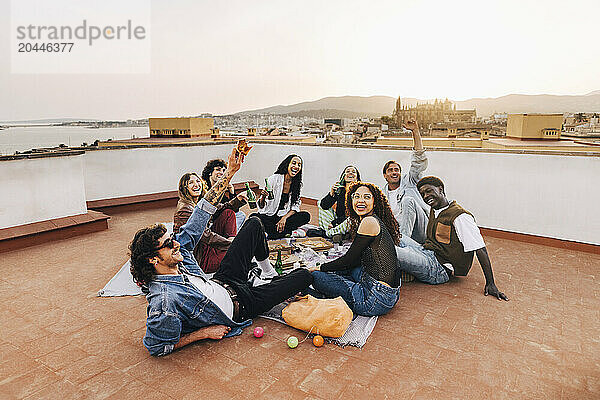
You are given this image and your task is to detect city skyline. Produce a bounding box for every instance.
[1,0,599,120]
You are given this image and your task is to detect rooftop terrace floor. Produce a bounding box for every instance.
[1,204,599,399]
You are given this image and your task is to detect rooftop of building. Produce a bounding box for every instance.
[1,202,599,399]
[1,140,599,399]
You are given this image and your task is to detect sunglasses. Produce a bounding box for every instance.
[156,233,176,251]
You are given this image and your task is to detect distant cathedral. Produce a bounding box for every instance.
[392,97,476,127]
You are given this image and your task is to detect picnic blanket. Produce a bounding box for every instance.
[98,222,173,297]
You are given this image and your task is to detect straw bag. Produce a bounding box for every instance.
[282,295,353,338]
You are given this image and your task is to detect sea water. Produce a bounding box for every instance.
[0,126,149,155]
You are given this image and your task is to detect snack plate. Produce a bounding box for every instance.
[295,237,333,251]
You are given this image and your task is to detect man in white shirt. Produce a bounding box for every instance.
[395,176,508,300]
[382,120,429,244]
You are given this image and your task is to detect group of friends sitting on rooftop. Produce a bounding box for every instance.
[129,120,508,357]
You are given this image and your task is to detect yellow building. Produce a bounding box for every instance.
[149,117,214,138]
[506,114,563,140]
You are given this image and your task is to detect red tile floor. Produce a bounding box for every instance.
[0,204,599,399]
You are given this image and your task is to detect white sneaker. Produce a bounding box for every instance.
[292,229,306,238]
[261,269,278,279]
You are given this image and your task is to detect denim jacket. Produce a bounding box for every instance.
[143,199,252,356]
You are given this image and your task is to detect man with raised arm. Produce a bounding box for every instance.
[382,119,430,244]
[129,145,313,356]
[395,175,509,300]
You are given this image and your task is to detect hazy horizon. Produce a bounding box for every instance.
[2,0,599,120]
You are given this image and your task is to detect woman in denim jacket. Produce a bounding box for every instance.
[310,182,402,317]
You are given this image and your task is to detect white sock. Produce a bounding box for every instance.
[256,258,277,278]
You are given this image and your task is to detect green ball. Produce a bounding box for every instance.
[287,336,299,348]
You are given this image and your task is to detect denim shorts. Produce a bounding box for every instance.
[311,267,400,317]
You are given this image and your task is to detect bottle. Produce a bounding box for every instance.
[335,176,345,196]
[264,178,274,200]
[245,182,257,209]
[275,249,284,275]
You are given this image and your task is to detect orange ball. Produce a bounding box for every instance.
[312,335,324,347]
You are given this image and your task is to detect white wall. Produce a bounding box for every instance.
[83,144,259,200]
[82,143,600,245]
[0,155,87,229]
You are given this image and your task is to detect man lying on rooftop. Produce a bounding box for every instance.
[129,145,313,356]
[395,176,508,301]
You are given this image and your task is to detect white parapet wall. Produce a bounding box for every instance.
[82,143,600,246]
[83,144,257,201]
[0,154,88,229]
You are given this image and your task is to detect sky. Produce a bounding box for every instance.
[1,0,599,120]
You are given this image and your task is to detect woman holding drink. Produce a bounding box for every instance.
[308,165,361,239]
[251,154,311,239]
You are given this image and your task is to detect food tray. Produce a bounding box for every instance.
[268,239,293,254]
[295,237,333,251]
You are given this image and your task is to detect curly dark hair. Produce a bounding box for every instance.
[344,182,400,245]
[201,159,227,188]
[129,224,167,286]
[274,154,303,206]
[417,176,445,193]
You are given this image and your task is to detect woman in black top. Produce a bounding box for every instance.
[310,165,361,238]
[310,182,402,316]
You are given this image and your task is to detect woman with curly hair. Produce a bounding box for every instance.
[173,172,239,273]
[254,154,311,239]
[310,182,402,316]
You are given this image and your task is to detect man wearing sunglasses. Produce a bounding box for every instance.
[129,145,313,356]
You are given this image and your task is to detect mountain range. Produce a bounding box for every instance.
[236,91,600,117]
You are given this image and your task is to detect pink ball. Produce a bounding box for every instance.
[253,327,264,338]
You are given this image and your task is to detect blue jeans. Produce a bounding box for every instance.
[311,267,400,317]
[235,211,246,233]
[395,235,449,284]
[397,196,428,244]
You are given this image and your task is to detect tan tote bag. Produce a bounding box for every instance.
[282,295,353,338]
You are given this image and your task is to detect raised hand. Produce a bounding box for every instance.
[402,119,419,132]
[227,145,245,175]
[204,145,248,206]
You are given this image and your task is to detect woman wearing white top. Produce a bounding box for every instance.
[253,154,311,239]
